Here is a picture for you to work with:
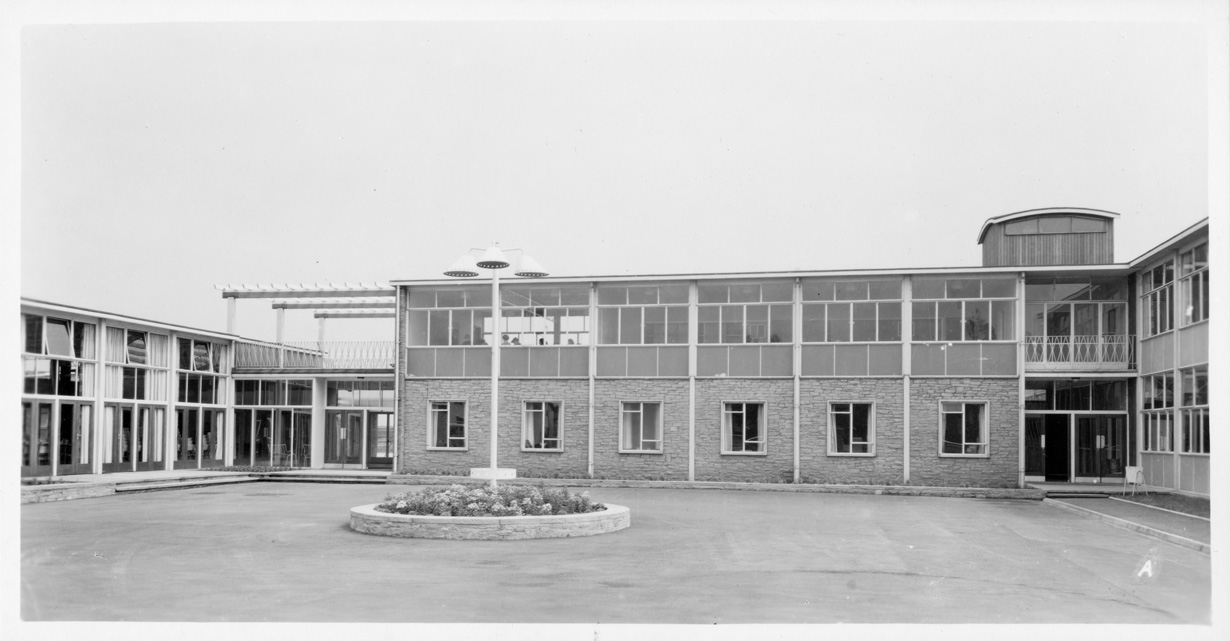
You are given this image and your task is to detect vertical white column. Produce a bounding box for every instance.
[93,319,107,475]
[225,340,235,466]
[688,281,698,482]
[1017,272,1027,489]
[488,269,501,487]
[588,281,597,478]
[166,332,178,470]
[276,308,285,368]
[392,287,402,475]
[226,298,236,334]
[312,376,326,469]
[901,276,913,484]
[1170,249,1182,490]
[792,278,801,484]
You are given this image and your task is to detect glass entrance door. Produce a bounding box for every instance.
[367,412,394,469]
[1076,415,1127,480]
[55,402,93,476]
[174,408,199,469]
[325,410,364,467]
[135,407,165,471]
[105,404,135,473]
[1026,413,1071,481]
[21,401,55,477]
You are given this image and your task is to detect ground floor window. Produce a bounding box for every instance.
[523,401,562,451]
[430,401,467,449]
[1181,408,1209,454]
[941,401,986,455]
[1141,410,1173,452]
[723,402,765,454]
[620,401,662,452]
[829,402,874,455]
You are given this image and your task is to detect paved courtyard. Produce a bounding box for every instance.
[20,483,1210,623]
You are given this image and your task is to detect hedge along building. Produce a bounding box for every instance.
[394,209,1212,494]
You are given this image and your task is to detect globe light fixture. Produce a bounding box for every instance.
[443,244,548,487]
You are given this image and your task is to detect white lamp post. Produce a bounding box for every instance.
[445,243,548,487]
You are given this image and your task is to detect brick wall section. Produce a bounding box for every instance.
[593,379,690,480]
[909,378,1019,488]
[694,379,794,483]
[495,379,590,479]
[799,378,906,485]
[399,378,590,478]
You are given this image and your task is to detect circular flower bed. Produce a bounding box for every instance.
[352,484,630,540]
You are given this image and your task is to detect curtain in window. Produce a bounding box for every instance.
[76,323,96,359]
[148,334,169,368]
[147,369,167,402]
[107,328,127,363]
[105,365,123,398]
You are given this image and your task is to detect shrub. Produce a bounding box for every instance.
[375,484,605,517]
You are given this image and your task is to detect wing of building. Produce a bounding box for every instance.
[20,208,1211,496]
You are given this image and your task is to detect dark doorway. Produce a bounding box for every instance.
[1044,414,1069,482]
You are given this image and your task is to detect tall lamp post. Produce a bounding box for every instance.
[445,243,548,487]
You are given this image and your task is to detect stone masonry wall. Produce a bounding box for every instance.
[592,379,691,480]
[908,377,1019,488]
[799,378,906,485]
[399,378,591,478]
[693,379,794,483]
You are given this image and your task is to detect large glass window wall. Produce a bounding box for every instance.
[1024,276,1129,365]
[233,378,314,468]
[909,277,1017,376]
[22,315,98,477]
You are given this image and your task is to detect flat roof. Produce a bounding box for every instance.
[391,263,1135,287]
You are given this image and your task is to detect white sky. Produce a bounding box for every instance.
[9,2,1225,348]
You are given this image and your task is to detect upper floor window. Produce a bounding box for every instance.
[1003,215,1106,235]
[1180,243,1209,326]
[178,338,225,373]
[598,284,688,345]
[698,281,793,344]
[912,278,1016,342]
[24,315,95,358]
[1140,260,1174,337]
[406,285,590,346]
[801,279,901,343]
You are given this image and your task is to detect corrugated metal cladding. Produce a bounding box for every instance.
[981,223,1114,266]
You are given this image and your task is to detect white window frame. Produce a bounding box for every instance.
[1141,410,1174,453]
[1140,260,1174,337]
[828,401,875,456]
[722,401,767,455]
[1179,242,1209,327]
[522,400,563,452]
[939,400,989,457]
[619,401,663,454]
[428,400,468,450]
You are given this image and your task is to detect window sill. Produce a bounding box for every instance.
[1179,318,1209,329]
[721,451,768,456]
[618,449,663,455]
[827,452,876,458]
[1178,452,1210,457]
[521,448,564,453]
[426,446,468,452]
[938,452,989,459]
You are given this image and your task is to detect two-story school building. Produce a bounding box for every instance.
[20,208,1212,495]
[394,208,1211,493]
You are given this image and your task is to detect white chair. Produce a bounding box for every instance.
[1122,465,1145,495]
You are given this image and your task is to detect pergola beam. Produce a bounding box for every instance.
[270,300,396,310]
[312,311,396,319]
[216,283,395,299]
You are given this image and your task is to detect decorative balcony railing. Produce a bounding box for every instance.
[233,341,395,370]
[1024,335,1134,369]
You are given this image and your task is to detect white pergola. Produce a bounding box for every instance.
[216,283,396,344]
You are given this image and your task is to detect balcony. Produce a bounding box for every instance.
[1024,335,1134,371]
[234,341,395,371]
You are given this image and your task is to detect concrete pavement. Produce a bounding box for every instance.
[20,483,1211,623]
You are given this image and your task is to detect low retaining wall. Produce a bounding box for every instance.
[385,475,1046,500]
[22,483,116,504]
[350,503,631,540]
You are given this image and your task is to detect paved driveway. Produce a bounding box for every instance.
[20,483,1210,623]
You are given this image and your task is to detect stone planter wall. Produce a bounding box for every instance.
[349,503,631,540]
